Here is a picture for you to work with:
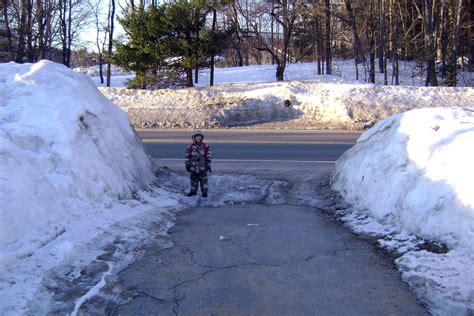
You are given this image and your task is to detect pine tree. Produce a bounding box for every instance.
[111,0,231,89]
[111,5,170,88]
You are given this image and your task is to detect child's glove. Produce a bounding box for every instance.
[206,166,212,173]
[185,163,191,172]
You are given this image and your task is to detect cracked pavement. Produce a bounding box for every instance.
[115,203,427,315]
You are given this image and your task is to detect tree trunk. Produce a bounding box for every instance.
[390,0,399,85]
[25,0,34,62]
[271,0,275,65]
[380,0,388,84]
[210,8,217,86]
[231,2,244,67]
[449,0,463,86]
[469,0,474,71]
[59,0,67,65]
[194,29,200,84]
[237,47,243,67]
[369,41,375,83]
[325,0,332,74]
[276,63,285,81]
[99,54,104,84]
[16,0,28,62]
[377,0,384,73]
[107,0,115,87]
[344,0,365,78]
[2,0,13,60]
[186,68,193,87]
[66,0,72,66]
[424,0,438,86]
[44,2,53,59]
[440,0,448,79]
[36,0,45,60]
[367,2,376,83]
[315,18,322,75]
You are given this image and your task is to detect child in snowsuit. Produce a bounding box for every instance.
[185,130,213,197]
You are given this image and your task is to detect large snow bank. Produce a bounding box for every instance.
[331,107,474,313]
[0,60,156,265]
[332,107,474,249]
[99,80,474,130]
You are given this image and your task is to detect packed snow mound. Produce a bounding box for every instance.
[0,60,156,259]
[99,80,474,129]
[332,107,474,250]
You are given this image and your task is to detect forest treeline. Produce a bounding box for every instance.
[1,0,472,87]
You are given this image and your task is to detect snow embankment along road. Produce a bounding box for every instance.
[0,60,179,314]
[99,79,474,130]
[332,107,474,314]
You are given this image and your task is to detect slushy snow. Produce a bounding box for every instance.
[332,107,474,314]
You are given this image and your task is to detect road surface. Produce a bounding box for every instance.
[116,204,427,315]
[138,129,362,162]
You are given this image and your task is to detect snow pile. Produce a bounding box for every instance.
[0,60,157,260]
[331,107,474,313]
[0,60,180,313]
[100,80,474,130]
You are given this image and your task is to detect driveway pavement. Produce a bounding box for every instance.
[116,203,427,315]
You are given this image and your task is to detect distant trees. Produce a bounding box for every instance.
[216,0,471,86]
[1,0,471,87]
[0,0,118,74]
[0,0,92,64]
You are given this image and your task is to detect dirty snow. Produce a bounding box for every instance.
[332,107,474,314]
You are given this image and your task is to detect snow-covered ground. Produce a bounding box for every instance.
[332,107,474,314]
[2,59,473,314]
[90,62,473,130]
[83,60,474,88]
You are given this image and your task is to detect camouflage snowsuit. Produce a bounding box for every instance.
[185,141,212,194]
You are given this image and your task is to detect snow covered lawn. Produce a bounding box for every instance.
[332,107,474,314]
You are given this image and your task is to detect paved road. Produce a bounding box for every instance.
[117,205,427,315]
[138,129,362,162]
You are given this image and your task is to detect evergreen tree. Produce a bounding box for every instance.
[111,5,169,89]
[161,0,209,87]
[111,0,231,89]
